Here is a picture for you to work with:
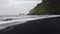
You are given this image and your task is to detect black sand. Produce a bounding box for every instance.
[0,17,60,34]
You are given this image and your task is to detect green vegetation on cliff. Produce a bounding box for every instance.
[28,0,60,15]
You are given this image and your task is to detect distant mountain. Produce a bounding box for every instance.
[28,0,60,15]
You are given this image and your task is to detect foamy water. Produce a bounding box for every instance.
[0,15,60,30]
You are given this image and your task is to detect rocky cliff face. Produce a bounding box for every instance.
[28,0,60,15]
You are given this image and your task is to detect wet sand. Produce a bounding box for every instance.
[0,17,60,34]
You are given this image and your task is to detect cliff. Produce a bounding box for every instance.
[28,0,60,15]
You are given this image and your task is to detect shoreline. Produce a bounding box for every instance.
[0,16,60,34]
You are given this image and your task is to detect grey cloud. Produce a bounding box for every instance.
[14,0,41,1]
[0,0,10,5]
[0,0,42,15]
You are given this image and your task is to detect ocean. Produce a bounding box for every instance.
[0,15,60,30]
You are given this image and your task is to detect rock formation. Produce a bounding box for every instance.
[28,0,60,15]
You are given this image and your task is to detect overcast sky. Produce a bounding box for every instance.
[0,0,42,15]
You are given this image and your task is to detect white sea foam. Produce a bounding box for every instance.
[0,15,60,30]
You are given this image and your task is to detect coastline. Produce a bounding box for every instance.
[0,16,60,34]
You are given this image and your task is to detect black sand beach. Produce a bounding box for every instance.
[0,17,60,34]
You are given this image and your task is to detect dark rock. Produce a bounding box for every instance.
[28,0,60,15]
[3,19,13,21]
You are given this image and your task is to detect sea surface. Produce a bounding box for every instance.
[0,15,60,30]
